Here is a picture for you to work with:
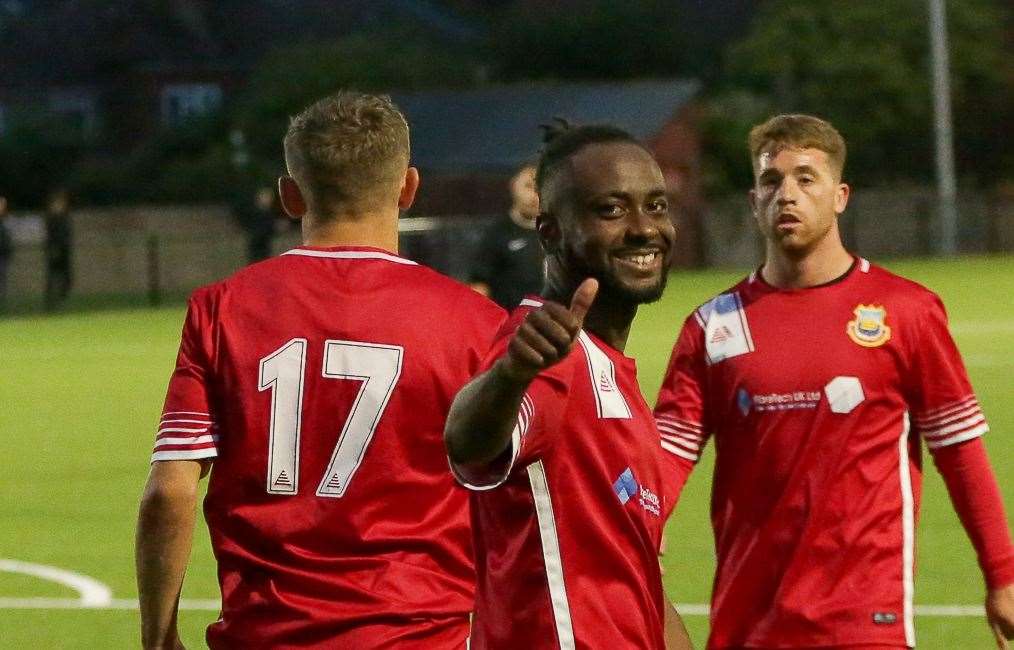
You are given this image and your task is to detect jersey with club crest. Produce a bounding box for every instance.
[655,257,991,649]
[452,298,670,650]
[153,246,506,650]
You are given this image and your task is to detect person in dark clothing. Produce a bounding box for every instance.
[44,189,73,310]
[234,186,279,264]
[470,164,544,309]
[0,196,12,312]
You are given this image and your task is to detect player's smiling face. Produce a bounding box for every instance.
[545,142,675,304]
[750,147,849,254]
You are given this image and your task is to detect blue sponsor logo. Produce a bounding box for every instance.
[612,467,638,505]
[737,388,752,416]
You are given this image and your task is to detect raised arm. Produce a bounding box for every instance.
[136,460,208,650]
[445,279,597,473]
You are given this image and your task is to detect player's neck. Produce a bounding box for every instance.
[544,281,635,352]
[583,298,636,353]
[762,237,853,289]
[302,211,400,253]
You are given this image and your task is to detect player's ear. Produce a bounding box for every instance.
[834,182,850,215]
[278,176,307,220]
[536,212,560,254]
[747,188,758,215]
[398,166,420,211]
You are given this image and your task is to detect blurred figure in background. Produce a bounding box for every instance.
[44,188,73,310]
[234,185,279,264]
[470,163,544,308]
[0,196,12,312]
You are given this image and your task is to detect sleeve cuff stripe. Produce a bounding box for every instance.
[661,433,700,451]
[162,411,211,417]
[662,440,698,462]
[155,434,219,447]
[448,426,522,492]
[158,426,210,437]
[151,449,218,462]
[656,422,703,439]
[925,424,988,449]
[914,404,981,428]
[159,419,213,426]
[921,415,987,439]
[153,441,218,453]
[655,415,703,431]
[914,396,978,423]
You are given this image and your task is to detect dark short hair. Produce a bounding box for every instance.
[283,91,410,215]
[535,118,643,201]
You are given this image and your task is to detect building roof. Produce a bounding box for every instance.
[394,78,700,172]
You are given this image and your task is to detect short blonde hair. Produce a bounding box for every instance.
[748,114,847,179]
[283,91,410,215]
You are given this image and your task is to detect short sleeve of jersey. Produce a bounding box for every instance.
[906,293,989,449]
[151,288,219,463]
[450,309,572,490]
[654,312,710,464]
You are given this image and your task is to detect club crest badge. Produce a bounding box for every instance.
[847,304,891,347]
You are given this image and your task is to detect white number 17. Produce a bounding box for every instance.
[258,338,403,498]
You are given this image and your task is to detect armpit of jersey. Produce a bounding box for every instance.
[696,292,755,365]
[656,414,705,462]
[151,411,218,462]
[914,396,989,449]
[449,393,532,490]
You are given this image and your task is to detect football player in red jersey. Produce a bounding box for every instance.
[655,114,1014,649]
[445,122,693,650]
[135,92,506,649]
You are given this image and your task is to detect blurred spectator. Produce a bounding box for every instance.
[470,163,544,308]
[0,196,11,312]
[44,189,73,310]
[234,186,280,264]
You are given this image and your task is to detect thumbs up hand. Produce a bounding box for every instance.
[500,278,599,384]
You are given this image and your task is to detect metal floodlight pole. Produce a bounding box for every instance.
[928,0,959,255]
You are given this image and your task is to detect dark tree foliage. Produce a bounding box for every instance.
[714,0,1011,189]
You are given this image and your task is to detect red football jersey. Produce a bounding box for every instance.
[152,246,506,649]
[655,258,990,649]
[453,298,670,650]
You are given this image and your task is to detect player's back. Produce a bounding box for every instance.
[164,246,505,649]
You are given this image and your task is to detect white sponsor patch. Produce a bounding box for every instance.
[700,292,755,365]
[824,376,865,414]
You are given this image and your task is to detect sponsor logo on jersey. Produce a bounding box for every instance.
[847,304,892,347]
[613,467,638,504]
[638,485,661,517]
[739,389,822,413]
[612,467,661,517]
[737,388,752,416]
[508,237,528,252]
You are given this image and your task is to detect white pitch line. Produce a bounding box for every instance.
[0,559,111,607]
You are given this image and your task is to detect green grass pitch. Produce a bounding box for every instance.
[0,255,1010,648]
